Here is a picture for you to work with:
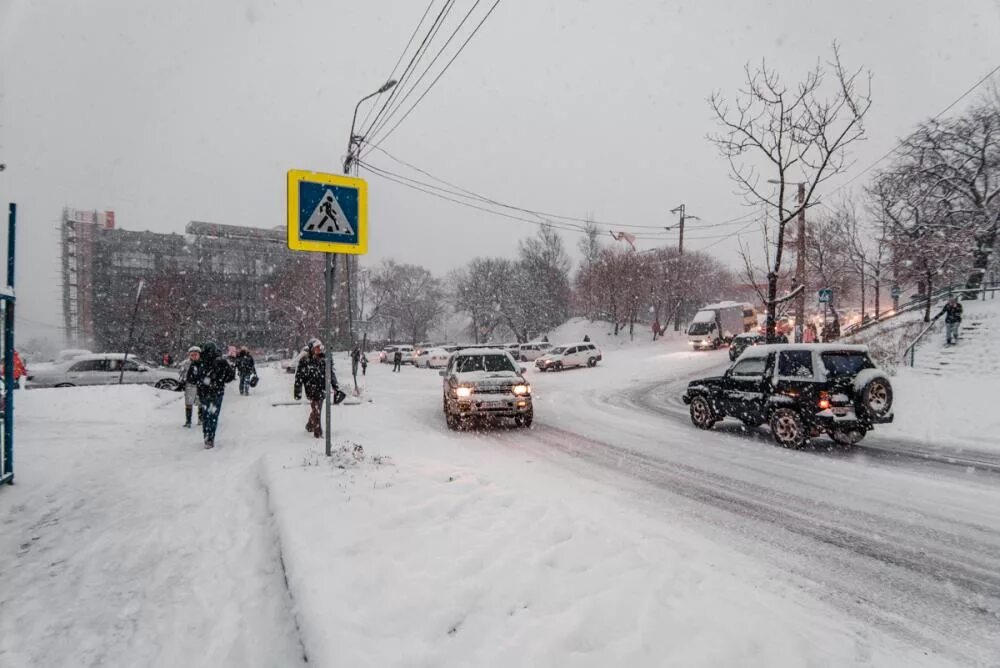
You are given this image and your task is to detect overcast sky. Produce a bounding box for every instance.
[1,0,998,342]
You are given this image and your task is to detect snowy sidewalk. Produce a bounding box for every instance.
[0,383,306,668]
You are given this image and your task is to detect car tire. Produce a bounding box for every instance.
[689,395,718,430]
[859,377,893,420]
[445,411,459,431]
[155,379,179,391]
[55,383,76,388]
[769,408,807,448]
[829,428,866,446]
[555,362,563,372]
[515,410,533,428]
[587,357,597,368]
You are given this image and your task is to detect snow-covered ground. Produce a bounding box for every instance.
[2,337,999,666]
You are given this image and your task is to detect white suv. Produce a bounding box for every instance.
[517,342,552,361]
[535,342,602,371]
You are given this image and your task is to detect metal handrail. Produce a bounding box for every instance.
[901,319,940,367]
[842,281,999,339]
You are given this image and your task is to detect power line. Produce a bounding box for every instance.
[367,0,484,141]
[356,0,437,136]
[365,145,759,231]
[364,0,503,151]
[360,0,457,140]
[830,61,1000,194]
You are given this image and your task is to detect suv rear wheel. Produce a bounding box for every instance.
[770,408,807,448]
[689,396,718,430]
[587,357,597,367]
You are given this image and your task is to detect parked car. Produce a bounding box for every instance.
[380,345,415,364]
[728,332,767,361]
[440,348,533,429]
[414,348,451,368]
[517,342,552,361]
[27,353,182,390]
[535,342,602,371]
[681,344,893,448]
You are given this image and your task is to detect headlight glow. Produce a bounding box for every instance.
[455,386,472,399]
[512,384,530,395]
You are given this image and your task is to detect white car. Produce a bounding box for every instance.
[517,342,552,361]
[534,342,603,371]
[414,348,451,368]
[27,353,181,390]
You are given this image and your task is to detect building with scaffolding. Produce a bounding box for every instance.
[60,208,353,356]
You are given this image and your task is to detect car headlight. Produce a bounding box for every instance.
[512,384,530,396]
[455,386,472,399]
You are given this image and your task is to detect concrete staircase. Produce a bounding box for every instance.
[909,304,1000,377]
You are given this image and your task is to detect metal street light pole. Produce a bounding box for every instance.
[319,79,397,455]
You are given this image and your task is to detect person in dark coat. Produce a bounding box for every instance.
[392,348,403,372]
[583,334,591,342]
[234,347,257,395]
[294,339,344,438]
[934,296,963,345]
[360,351,368,376]
[190,341,236,449]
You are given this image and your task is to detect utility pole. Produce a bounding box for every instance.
[668,204,699,330]
[794,182,806,343]
[669,204,699,255]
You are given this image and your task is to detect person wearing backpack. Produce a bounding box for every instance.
[294,338,345,438]
[191,341,236,449]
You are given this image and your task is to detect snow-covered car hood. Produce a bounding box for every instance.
[452,370,523,386]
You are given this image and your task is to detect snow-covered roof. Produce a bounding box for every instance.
[699,301,751,311]
[740,343,870,358]
[454,347,509,356]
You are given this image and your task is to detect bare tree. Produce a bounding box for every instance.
[709,43,872,338]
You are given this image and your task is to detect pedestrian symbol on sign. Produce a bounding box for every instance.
[304,190,355,236]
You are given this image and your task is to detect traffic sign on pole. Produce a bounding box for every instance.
[890,285,902,299]
[287,169,368,254]
[817,288,833,304]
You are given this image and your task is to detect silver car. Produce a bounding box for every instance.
[27,353,181,390]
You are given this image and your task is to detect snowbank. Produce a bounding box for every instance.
[544,317,687,350]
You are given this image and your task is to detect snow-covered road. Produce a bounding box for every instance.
[3,341,999,666]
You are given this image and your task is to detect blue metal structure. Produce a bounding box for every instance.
[1,202,16,485]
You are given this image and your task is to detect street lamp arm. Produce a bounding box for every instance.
[344,79,398,174]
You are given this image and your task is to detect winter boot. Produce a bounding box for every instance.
[204,440,214,449]
[184,406,193,427]
[313,426,322,438]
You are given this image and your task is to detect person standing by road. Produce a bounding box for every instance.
[360,351,368,376]
[294,339,344,438]
[392,347,403,372]
[934,296,964,345]
[177,346,203,428]
[191,342,235,449]
[234,347,257,395]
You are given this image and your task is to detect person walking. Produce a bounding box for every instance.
[360,351,368,376]
[234,347,257,395]
[294,339,343,438]
[191,341,235,449]
[803,322,818,344]
[934,296,964,345]
[177,346,204,428]
[392,347,403,372]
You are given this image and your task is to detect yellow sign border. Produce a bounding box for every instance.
[287,169,368,254]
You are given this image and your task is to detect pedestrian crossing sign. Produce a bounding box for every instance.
[287,169,368,254]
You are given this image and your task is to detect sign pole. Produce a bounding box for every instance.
[324,253,334,457]
[119,279,145,384]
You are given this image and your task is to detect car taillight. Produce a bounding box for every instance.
[817,391,831,410]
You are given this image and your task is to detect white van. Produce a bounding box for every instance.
[687,302,756,349]
[517,342,552,361]
[535,342,602,371]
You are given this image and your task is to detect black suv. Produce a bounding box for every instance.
[682,344,893,448]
